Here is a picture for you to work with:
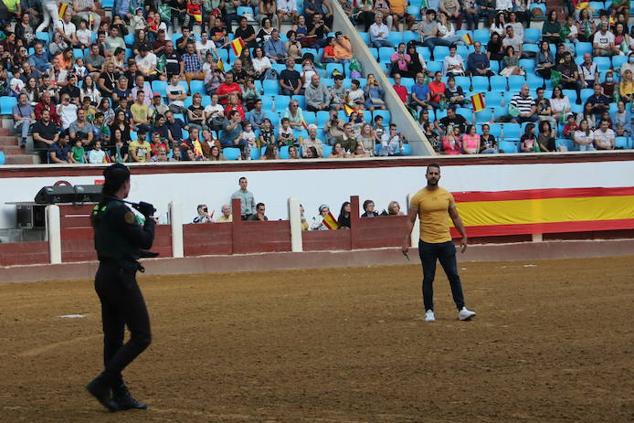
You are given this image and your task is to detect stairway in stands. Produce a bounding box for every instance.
[0,129,37,165]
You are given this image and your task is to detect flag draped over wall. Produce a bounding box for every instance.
[323,212,339,230]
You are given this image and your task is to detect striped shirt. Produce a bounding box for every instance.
[510,94,535,115]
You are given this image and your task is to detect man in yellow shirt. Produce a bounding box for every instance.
[403,164,476,322]
[130,91,151,132]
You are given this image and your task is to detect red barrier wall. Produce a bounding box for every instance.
[0,241,49,266]
[303,230,351,251]
[183,223,233,256]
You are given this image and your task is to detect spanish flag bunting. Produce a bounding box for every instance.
[471,93,486,113]
[216,58,224,72]
[231,38,246,57]
[463,33,473,45]
[323,212,339,230]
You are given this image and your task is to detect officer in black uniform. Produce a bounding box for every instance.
[86,163,156,412]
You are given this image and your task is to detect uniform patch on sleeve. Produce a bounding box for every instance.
[124,211,136,224]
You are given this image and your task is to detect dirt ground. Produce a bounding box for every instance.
[0,257,632,423]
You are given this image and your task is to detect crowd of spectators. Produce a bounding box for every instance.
[192,176,404,228]
[3,0,414,164]
[346,0,633,153]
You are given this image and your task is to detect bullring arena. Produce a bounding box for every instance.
[1,155,634,422]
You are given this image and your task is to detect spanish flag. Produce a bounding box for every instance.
[463,33,473,46]
[216,58,224,72]
[343,104,356,116]
[471,93,486,112]
[230,38,246,57]
[59,3,68,17]
[323,212,339,230]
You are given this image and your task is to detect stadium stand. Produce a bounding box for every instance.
[0,0,632,164]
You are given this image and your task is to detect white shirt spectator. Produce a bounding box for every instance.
[9,76,24,94]
[369,22,389,41]
[204,102,224,119]
[135,52,158,75]
[496,0,513,10]
[277,0,297,13]
[593,30,615,50]
[89,148,107,163]
[55,19,77,38]
[166,83,186,108]
[76,28,92,46]
[252,56,272,75]
[592,127,615,149]
[58,103,78,129]
[503,34,522,53]
[195,39,216,56]
[443,54,465,76]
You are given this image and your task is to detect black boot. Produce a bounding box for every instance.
[113,384,148,410]
[86,374,120,412]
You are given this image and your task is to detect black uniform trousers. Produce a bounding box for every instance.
[94,261,152,387]
[418,240,465,312]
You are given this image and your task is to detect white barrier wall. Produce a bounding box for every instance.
[2,160,634,230]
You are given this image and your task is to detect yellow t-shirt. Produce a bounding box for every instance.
[129,140,151,162]
[390,0,406,15]
[130,103,149,124]
[409,186,455,243]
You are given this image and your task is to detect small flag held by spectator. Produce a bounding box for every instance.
[343,104,357,116]
[231,38,246,57]
[471,93,486,112]
[59,3,68,17]
[216,58,224,72]
[323,212,339,230]
[463,33,473,45]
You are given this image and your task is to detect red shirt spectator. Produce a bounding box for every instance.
[215,73,242,106]
[224,103,246,121]
[428,73,446,104]
[392,77,408,103]
[34,94,61,125]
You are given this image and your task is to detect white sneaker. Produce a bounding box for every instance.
[424,309,435,322]
[458,307,476,321]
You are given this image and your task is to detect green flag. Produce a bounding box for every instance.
[551,70,561,88]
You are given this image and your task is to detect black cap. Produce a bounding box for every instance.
[102,163,130,196]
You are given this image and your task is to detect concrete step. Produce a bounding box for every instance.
[2,145,23,154]
[0,128,12,135]
[5,154,38,165]
[0,135,17,146]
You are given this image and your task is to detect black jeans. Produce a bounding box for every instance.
[94,262,152,387]
[418,240,465,312]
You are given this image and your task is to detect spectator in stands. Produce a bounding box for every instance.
[69,108,94,146]
[405,43,426,77]
[578,53,598,89]
[520,123,537,152]
[55,9,79,47]
[34,91,60,125]
[361,200,379,217]
[384,201,403,216]
[216,204,233,222]
[440,106,467,133]
[510,85,538,123]
[28,42,50,74]
[180,42,205,83]
[489,12,506,38]
[536,121,556,152]
[149,94,168,124]
[577,102,597,130]
[542,10,561,44]
[37,0,59,33]
[193,204,213,224]
[277,0,298,26]
[264,28,288,63]
[131,91,151,132]
[410,72,430,112]
[574,119,595,151]
[466,42,492,77]
[48,130,73,164]
[556,52,582,105]
[612,100,632,136]
[390,43,411,77]
[356,123,376,155]
[593,119,615,150]
[220,110,244,149]
[392,73,408,103]
[252,47,272,81]
[13,93,33,148]
[535,40,555,79]
[440,0,462,30]
[111,75,129,106]
[487,31,505,63]
[135,45,158,81]
[105,26,125,54]
[380,124,403,156]
[418,10,444,57]
[305,74,331,112]
[216,72,242,106]
[364,74,386,111]
[329,142,347,158]
[330,74,346,110]
[503,25,522,53]
[436,11,463,46]
[586,84,611,122]
[337,202,351,229]
[58,94,78,130]
[602,69,617,99]
[428,71,446,110]
[97,61,119,99]
[129,131,151,162]
[445,77,466,107]
[325,111,344,145]
[279,58,303,95]
[232,177,256,220]
[619,69,634,102]
[593,22,618,57]
[479,123,498,154]
[32,109,59,161]
[73,0,101,31]
[88,140,107,164]
[310,204,333,230]
[333,32,353,62]
[501,46,523,76]
[535,87,557,129]
[301,124,324,158]
[369,13,392,48]
[550,86,572,122]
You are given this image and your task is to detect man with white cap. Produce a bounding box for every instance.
[301,124,324,158]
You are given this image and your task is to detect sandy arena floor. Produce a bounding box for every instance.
[0,257,632,423]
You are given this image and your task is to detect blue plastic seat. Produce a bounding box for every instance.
[151,80,167,98]
[475,108,493,123]
[124,34,135,46]
[237,6,254,17]
[261,95,273,110]
[503,123,522,141]
[223,148,241,160]
[615,136,630,149]
[508,75,526,92]
[402,143,413,156]
[490,76,507,92]
[0,96,17,115]
[471,76,489,92]
[265,110,280,125]
[387,32,402,47]
[562,89,577,104]
[278,146,290,159]
[358,32,370,44]
[373,110,391,124]
[189,80,205,96]
[523,28,541,44]
[526,73,544,90]
[417,47,431,62]
[101,0,114,7]
[576,42,592,57]
[473,29,490,44]
[275,95,291,112]
[523,43,539,55]
[434,46,450,60]
[379,47,395,62]
[580,88,594,104]
[487,123,502,138]
[427,61,442,74]
[454,76,471,91]
[403,31,418,44]
[456,108,473,122]
[263,80,279,96]
[325,63,344,76]
[556,138,576,151]
[593,56,612,73]
[35,32,50,43]
[499,141,519,153]
[322,145,333,158]
[73,48,84,59]
[316,111,330,127]
[520,59,536,74]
